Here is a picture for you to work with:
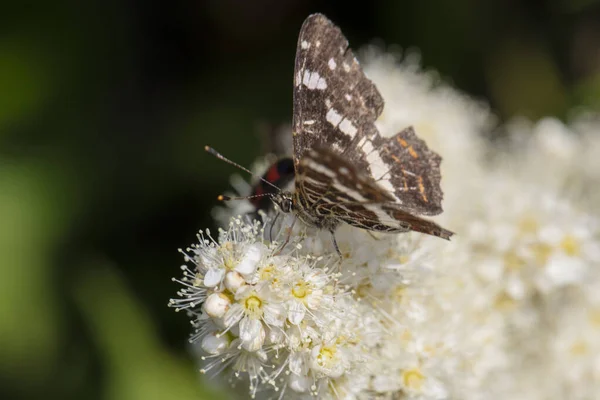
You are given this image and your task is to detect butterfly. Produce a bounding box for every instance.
[208,13,453,254]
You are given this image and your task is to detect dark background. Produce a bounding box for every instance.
[1,1,598,399]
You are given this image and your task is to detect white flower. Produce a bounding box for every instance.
[171,48,600,400]
[310,341,347,379]
[285,266,330,325]
[223,284,284,352]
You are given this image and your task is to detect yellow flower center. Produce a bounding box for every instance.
[259,264,275,280]
[589,309,600,327]
[494,291,516,311]
[244,295,263,318]
[570,340,588,356]
[530,243,553,265]
[355,282,373,300]
[504,250,525,271]
[518,216,538,234]
[292,281,311,299]
[223,258,235,270]
[400,329,412,348]
[219,242,236,270]
[402,367,425,391]
[560,235,580,256]
[394,286,406,301]
[317,346,336,366]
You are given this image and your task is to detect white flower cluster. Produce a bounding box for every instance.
[170,218,384,398]
[171,50,600,399]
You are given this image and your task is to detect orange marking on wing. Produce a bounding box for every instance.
[417,176,428,202]
[391,154,409,190]
[398,165,409,190]
[408,146,418,159]
[397,137,408,147]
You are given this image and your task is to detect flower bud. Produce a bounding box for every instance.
[224,271,245,293]
[201,331,229,355]
[203,293,230,318]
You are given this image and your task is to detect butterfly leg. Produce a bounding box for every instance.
[329,229,342,258]
[268,212,280,242]
[367,231,381,241]
[274,216,297,255]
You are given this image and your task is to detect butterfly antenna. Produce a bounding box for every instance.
[205,146,281,191]
[217,193,271,202]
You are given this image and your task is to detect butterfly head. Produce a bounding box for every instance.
[271,191,294,213]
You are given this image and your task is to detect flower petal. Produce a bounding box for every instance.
[204,267,225,287]
[239,317,265,352]
[201,332,229,355]
[236,244,263,275]
[223,303,244,327]
[263,303,285,327]
[289,373,311,393]
[288,351,306,376]
[305,290,323,310]
[288,300,306,325]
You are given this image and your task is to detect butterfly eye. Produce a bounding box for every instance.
[272,193,293,213]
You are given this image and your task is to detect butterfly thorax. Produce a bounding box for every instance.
[270,190,339,231]
[292,188,340,231]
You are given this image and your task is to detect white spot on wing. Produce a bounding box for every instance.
[343,62,350,72]
[316,77,327,90]
[307,72,320,89]
[328,58,337,70]
[326,108,343,127]
[316,40,321,47]
[295,70,302,87]
[339,167,349,175]
[301,40,309,49]
[331,182,401,228]
[302,70,311,86]
[303,120,315,125]
[303,70,327,90]
[304,177,328,187]
[364,204,398,227]
[339,119,357,138]
[361,140,400,202]
[304,159,336,178]
[378,179,396,193]
[345,94,352,101]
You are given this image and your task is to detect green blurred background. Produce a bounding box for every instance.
[1,1,598,399]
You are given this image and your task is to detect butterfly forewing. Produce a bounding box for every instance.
[292,14,383,172]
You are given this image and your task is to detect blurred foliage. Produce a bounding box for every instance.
[0,0,598,399]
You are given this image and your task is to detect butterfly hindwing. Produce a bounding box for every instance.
[372,126,444,215]
[297,147,453,238]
